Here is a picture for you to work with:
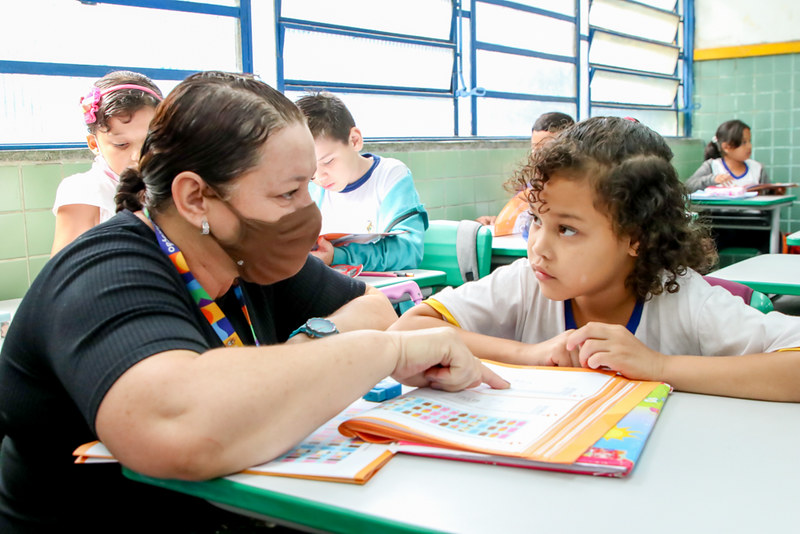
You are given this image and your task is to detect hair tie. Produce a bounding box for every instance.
[79,83,162,125]
[711,135,719,144]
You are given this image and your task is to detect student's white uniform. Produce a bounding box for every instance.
[428,258,800,355]
[685,158,767,192]
[52,156,118,222]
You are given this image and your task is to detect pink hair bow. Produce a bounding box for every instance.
[80,87,103,125]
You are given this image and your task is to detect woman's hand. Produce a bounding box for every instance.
[566,322,665,381]
[389,327,510,391]
[310,236,334,265]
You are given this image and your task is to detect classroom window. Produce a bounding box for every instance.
[0,0,251,149]
[587,0,689,136]
[0,0,693,148]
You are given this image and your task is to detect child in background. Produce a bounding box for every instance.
[393,117,800,402]
[476,111,574,229]
[295,92,428,271]
[51,71,162,255]
[685,119,769,193]
[685,119,771,254]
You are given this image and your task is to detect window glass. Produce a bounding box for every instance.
[281,0,452,39]
[0,74,179,145]
[476,51,576,96]
[1,1,239,71]
[476,3,575,56]
[589,0,679,44]
[590,32,679,75]
[283,29,454,90]
[590,106,678,136]
[476,98,577,137]
[286,91,455,137]
[591,70,679,106]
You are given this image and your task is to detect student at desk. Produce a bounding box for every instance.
[0,72,506,533]
[686,119,772,254]
[393,117,800,402]
[476,111,574,229]
[295,92,428,271]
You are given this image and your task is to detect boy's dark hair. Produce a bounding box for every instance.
[116,71,305,213]
[295,92,356,144]
[532,112,575,133]
[88,70,162,134]
[510,116,716,300]
[704,119,750,160]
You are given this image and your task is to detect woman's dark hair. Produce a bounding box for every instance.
[116,71,306,213]
[509,116,716,300]
[295,91,356,144]
[88,71,162,134]
[532,112,575,133]
[704,119,750,160]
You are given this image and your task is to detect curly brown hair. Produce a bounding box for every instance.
[508,116,717,300]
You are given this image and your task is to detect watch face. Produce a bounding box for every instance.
[307,317,338,335]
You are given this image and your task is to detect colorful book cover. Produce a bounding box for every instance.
[339,363,662,465]
[395,382,670,477]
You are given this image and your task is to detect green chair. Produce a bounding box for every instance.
[419,220,493,288]
[749,290,774,313]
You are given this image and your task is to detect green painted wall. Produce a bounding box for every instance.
[692,52,800,236]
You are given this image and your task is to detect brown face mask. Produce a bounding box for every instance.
[214,199,322,285]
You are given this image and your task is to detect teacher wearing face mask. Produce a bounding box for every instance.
[0,71,507,534]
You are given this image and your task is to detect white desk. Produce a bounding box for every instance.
[710,254,800,296]
[491,233,527,268]
[126,392,800,533]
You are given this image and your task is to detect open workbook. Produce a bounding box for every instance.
[339,363,665,465]
[74,400,394,485]
[395,382,670,477]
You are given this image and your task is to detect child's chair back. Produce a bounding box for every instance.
[704,275,773,313]
[419,220,493,287]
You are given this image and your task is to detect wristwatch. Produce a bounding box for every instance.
[289,317,339,339]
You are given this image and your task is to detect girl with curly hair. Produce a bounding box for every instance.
[393,116,800,401]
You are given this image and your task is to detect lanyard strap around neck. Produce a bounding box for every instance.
[145,210,259,347]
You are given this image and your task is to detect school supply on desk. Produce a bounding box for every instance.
[322,230,408,246]
[690,182,797,200]
[364,378,403,402]
[339,362,663,464]
[359,271,414,277]
[395,382,670,478]
[331,264,363,277]
[74,400,395,485]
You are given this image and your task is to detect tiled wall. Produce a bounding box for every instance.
[692,52,800,235]
[0,137,704,300]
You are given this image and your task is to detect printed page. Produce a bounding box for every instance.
[340,364,659,462]
[243,400,393,483]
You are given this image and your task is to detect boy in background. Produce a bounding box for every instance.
[296,92,428,271]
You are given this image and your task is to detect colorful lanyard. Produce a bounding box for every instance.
[564,298,644,334]
[145,210,259,347]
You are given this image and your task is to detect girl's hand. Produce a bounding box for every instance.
[537,330,581,367]
[713,173,735,187]
[389,328,510,392]
[565,322,666,382]
[310,236,334,265]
